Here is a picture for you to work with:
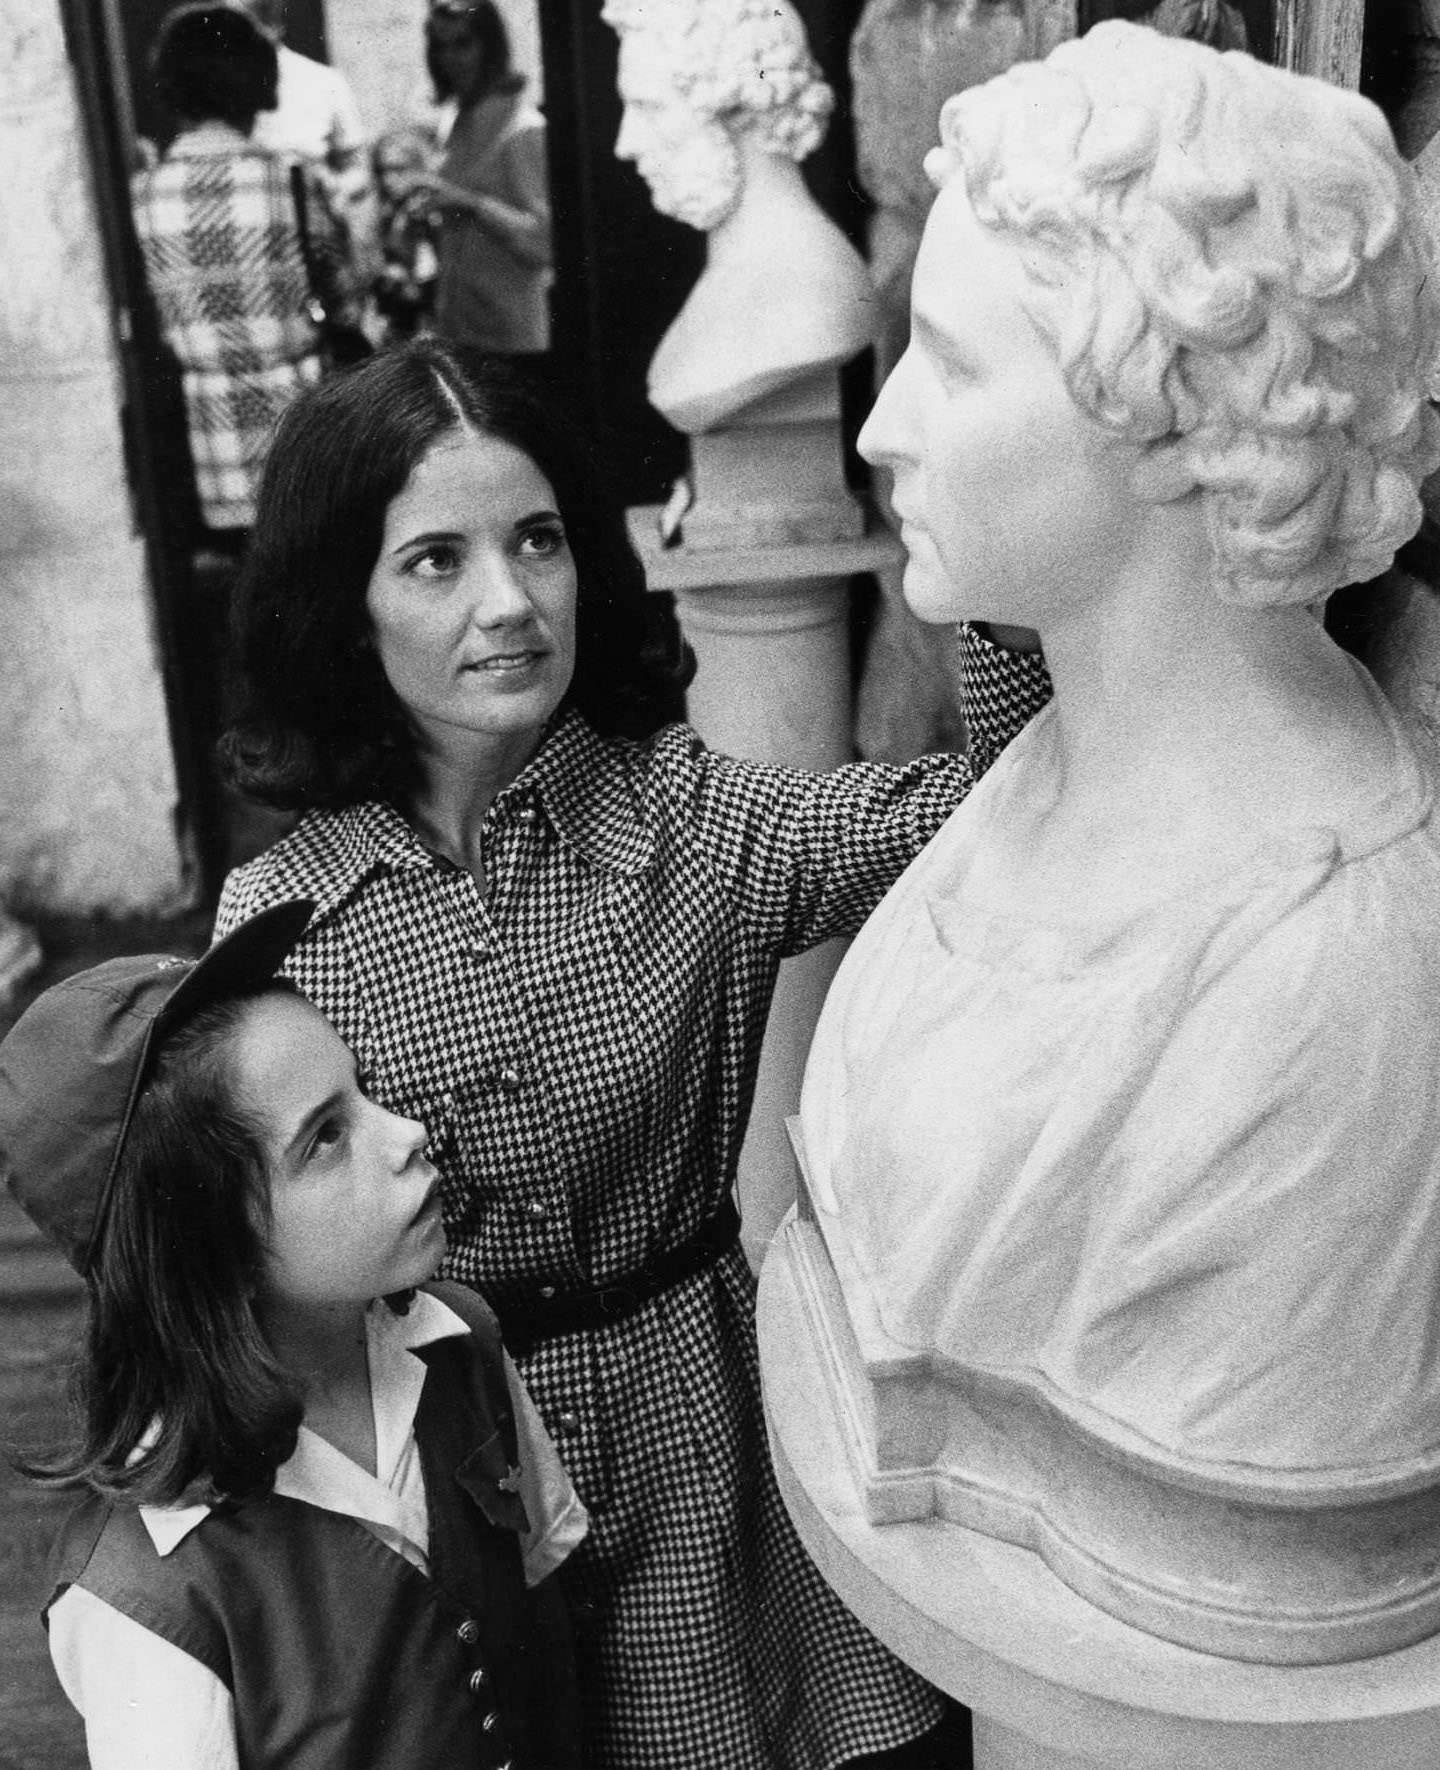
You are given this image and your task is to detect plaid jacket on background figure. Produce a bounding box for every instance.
[131,122,343,531]
[216,631,1052,1769]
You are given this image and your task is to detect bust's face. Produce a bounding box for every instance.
[859,178,1148,630]
[614,33,739,231]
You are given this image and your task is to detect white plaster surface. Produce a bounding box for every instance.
[0,0,187,914]
[759,1214,1440,1770]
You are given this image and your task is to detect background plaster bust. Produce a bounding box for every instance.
[603,0,875,434]
[794,22,1440,1647]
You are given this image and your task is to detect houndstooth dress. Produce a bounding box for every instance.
[216,628,1052,1769]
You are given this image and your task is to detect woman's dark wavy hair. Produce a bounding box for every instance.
[17,985,303,1507]
[149,3,278,132]
[425,0,520,104]
[222,339,694,811]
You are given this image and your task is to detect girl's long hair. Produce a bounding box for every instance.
[15,986,302,1507]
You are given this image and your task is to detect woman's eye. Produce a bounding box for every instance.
[407,543,462,580]
[519,522,567,559]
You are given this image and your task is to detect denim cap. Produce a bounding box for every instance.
[0,901,314,1276]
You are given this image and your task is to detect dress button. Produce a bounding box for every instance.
[468,1668,489,1694]
[499,1065,522,1091]
[556,1409,581,1436]
[524,1199,547,1221]
[481,1710,501,1733]
[457,1620,480,1645]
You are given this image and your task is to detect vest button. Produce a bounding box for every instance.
[457,1620,481,1646]
[556,1409,581,1436]
[499,1065,522,1091]
[482,1710,501,1733]
[468,1668,489,1694]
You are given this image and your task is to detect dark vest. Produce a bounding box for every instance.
[47,1283,582,1770]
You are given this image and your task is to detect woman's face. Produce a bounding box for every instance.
[428,12,489,105]
[859,178,1149,632]
[364,426,578,775]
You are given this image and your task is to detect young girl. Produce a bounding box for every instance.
[0,900,586,1770]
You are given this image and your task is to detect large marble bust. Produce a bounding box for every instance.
[790,22,1440,1664]
[602,0,874,434]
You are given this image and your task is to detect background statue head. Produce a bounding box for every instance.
[925,20,1440,605]
[603,0,834,232]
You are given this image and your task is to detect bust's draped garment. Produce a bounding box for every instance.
[801,664,1440,1484]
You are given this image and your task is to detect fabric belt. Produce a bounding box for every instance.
[494,1196,741,1354]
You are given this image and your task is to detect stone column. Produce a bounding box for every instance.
[629,506,904,1269]
[0,0,187,917]
[1273,0,1364,88]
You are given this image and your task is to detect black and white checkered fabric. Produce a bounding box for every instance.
[131,128,340,529]
[216,627,1051,1768]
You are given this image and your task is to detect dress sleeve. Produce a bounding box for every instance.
[48,1585,238,1770]
[956,622,1053,778]
[504,1350,589,1587]
[666,623,1051,957]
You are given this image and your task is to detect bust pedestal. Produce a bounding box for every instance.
[627,492,901,1266]
[757,1169,1440,1768]
[679,371,865,552]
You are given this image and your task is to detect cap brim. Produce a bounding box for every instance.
[157,899,316,1032]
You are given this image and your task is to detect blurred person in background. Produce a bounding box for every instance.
[400,0,553,359]
[133,2,351,550]
[131,2,354,778]
[235,0,379,278]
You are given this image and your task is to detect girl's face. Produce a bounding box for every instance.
[365,427,578,780]
[231,992,445,1313]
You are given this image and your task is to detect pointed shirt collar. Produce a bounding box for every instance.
[138,1292,470,1557]
[296,713,658,927]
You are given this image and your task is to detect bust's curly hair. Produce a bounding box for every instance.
[602,0,832,163]
[929,21,1440,605]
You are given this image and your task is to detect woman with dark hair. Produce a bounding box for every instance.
[133,3,351,548]
[399,0,553,355]
[216,338,1052,1770]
